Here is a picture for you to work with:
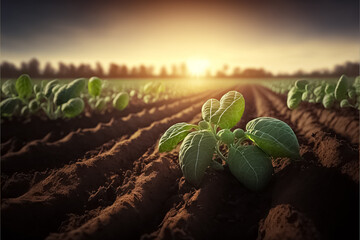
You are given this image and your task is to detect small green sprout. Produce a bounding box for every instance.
[158,91,300,191]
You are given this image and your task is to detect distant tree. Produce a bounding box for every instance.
[108,63,120,78]
[293,69,305,77]
[139,65,147,78]
[43,62,56,78]
[95,62,104,77]
[180,63,188,77]
[147,65,155,77]
[160,66,168,78]
[216,70,226,78]
[333,61,359,77]
[69,64,77,77]
[232,67,241,77]
[119,65,128,77]
[77,64,94,78]
[0,61,19,78]
[241,68,272,78]
[130,66,139,78]
[171,64,178,77]
[20,62,28,75]
[222,64,229,76]
[58,62,70,78]
[27,58,41,78]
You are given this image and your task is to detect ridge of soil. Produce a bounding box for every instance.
[1,84,358,240]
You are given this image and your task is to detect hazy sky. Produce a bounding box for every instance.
[1,0,359,74]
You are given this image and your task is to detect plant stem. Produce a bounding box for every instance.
[234,136,248,147]
[216,143,227,161]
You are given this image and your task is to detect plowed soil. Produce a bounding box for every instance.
[1,84,359,240]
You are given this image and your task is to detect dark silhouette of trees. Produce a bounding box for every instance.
[0,58,358,79]
[0,61,19,78]
[27,58,41,78]
[180,63,188,77]
[159,66,168,78]
[43,62,56,78]
[108,63,119,78]
[95,62,104,78]
[232,67,241,77]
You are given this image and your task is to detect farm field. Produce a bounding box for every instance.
[1,80,359,240]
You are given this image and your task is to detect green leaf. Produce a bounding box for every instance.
[287,87,302,109]
[301,91,309,101]
[54,78,86,105]
[212,91,245,129]
[217,129,235,145]
[210,160,224,171]
[234,128,245,139]
[322,94,335,109]
[353,76,360,95]
[246,117,300,159]
[325,84,335,94]
[340,99,351,108]
[29,99,40,112]
[315,96,323,103]
[2,79,17,97]
[305,84,313,92]
[198,120,209,130]
[159,122,198,152]
[15,74,33,99]
[179,130,217,185]
[313,85,325,97]
[201,98,220,123]
[295,80,308,91]
[348,89,356,99]
[33,84,41,94]
[21,105,30,116]
[113,92,129,110]
[88,77,102,97]
[36,92,46,101]
[227,145,273,191]
[61,97,85,118]
[335,75,349,101]
[95,98,106,111]
[0,97,22,117]
[44,79,60,98]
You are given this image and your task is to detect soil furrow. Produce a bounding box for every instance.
[262,89,359,145]
[0,94,198,155]
[1,88,228,240]
[47,156,181,240]
[46,109,206,239]
[249,86,359,239]
[256,86,358,182]
[1,84,358,240]
[143,85,271,240]
[1,90,216,174]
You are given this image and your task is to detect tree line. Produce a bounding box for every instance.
[1,58,358,79]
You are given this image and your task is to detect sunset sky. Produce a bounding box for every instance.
[1,0,359,74]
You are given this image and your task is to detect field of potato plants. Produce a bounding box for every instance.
[1,75,358,240]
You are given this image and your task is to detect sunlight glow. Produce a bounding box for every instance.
[186,59,210,76]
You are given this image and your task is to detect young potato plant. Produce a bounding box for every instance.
[87,77,108,112]
[158,91,300,191]
[87,76,129,112]
[0,75,88,119]
[287,75,360,110]
[43,78,86,119]
[1,74,34,118]
[142,81,165,104]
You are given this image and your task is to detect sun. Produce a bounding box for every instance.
[186,59,210,76]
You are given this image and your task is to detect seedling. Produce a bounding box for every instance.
[159,91,300,191]
[286,75,360,110]
[113,92,129,111]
